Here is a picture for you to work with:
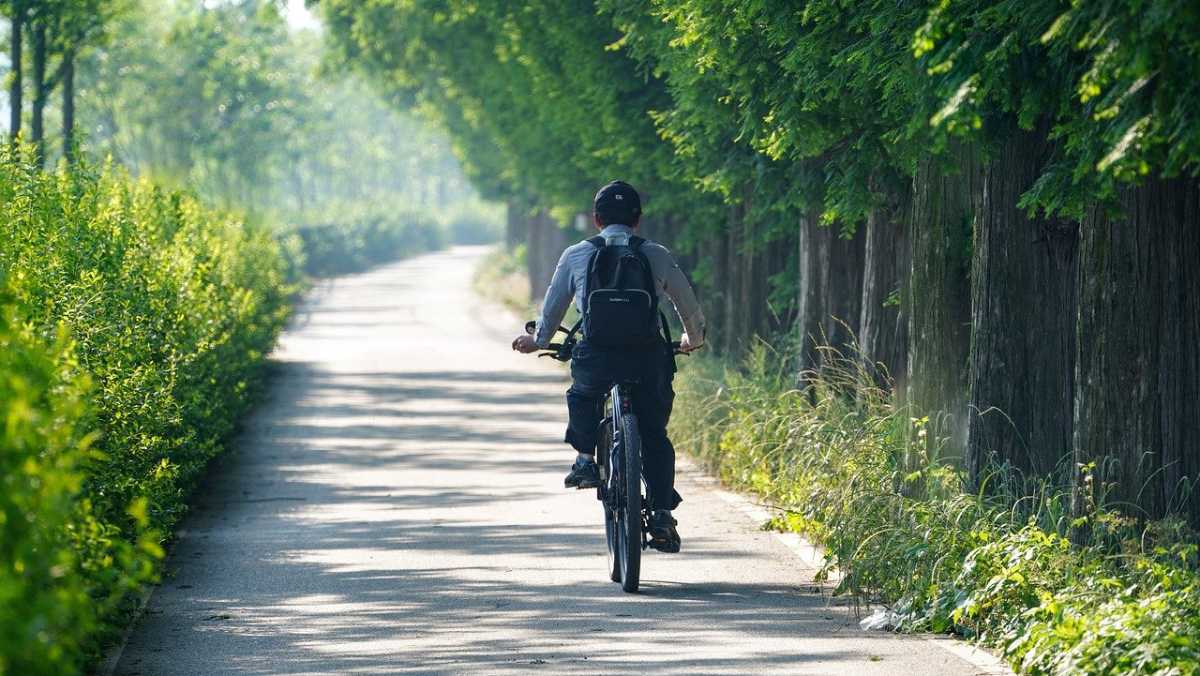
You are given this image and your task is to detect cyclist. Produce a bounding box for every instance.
[511,180,706,553]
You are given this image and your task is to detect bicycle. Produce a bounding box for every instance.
[524,320,687,593]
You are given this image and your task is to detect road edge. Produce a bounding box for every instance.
[680,456,1012,676]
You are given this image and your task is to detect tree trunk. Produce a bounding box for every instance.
[724,202,748,353]
[906,146,979,455]
[796,212,864,377]
[9,0,23,141]
[525,208,569,302]
[860,179,910,384]
[1074,177,1200,527]
[796,210,829,375]
[30,21,46,166]
[827,224,865,363]
[61,51,75,164]
[966,126,1078,487]
[710,221,731,352]
[504,199,526,249]
[526,207,548,301]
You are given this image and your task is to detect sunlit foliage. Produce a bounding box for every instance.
[0,148,294,672]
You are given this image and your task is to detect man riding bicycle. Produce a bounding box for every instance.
[511,181,706,553]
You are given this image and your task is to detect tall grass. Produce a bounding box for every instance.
[672,342,1200,674]
[472,245,534,315]
[0,150,294,673]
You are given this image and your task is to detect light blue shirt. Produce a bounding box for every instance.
[535,225,706,348]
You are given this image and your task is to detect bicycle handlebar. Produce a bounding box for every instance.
[538,343,692,359]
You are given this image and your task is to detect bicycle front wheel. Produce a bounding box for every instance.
[618,412,643,593]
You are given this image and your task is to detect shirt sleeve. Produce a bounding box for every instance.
[645,244,707,347]
[534,248,575,348]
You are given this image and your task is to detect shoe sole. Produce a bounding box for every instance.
[647,527,681,553]
[648,537,681,553]
[564,479,602,489]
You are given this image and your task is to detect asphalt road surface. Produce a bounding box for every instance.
[113,247,1007,675]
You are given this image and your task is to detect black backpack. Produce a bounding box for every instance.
[580,235,663,348]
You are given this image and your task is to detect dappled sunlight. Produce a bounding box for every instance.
[113,249,983,675]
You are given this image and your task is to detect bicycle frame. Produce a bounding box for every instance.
[523,318,692,592]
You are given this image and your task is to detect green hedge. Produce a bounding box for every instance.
[0,153,294,673]
[671,348,1200,674]
[295,204,445,277]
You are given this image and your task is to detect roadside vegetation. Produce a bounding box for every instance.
[671,348,1200,674]
[328,1,1200,671]
[0,1,496,673]
[472,246,533,316]
[297,200,501,278]
[295,204,446,278]
[0,149,294,672]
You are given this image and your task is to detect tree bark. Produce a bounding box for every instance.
[9,0,23,142]
[1074,177,1200,526]
[525,207,569,302]
[61,51,75,163]
[797,212,864,377]
[796,210,829,375]
[504,199,527,249]
[860,179,910,384]
[966,126,1078,487]
[906,146,979,455]
[827,224,865,362]
[30,20,46,166]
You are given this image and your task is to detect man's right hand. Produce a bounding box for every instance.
[512,334,540,354]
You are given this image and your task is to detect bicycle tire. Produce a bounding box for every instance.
[599,421,621,582]
[618,412,642,593]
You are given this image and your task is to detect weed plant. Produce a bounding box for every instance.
[671,342,1200,674]
[0,150,294,673]
[472,245,534,315]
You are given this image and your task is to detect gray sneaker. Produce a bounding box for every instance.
[564,457,601,489]
[647,510,681,553]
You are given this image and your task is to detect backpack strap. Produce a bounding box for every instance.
[563,316,584,343]
[584,236,607,294]
[564,229,598,344]
[628,236,671,345]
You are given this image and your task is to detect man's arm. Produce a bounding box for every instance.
[534,247,575,348]
[644,244,706,348]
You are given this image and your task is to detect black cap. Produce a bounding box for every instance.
[593,180,642,223]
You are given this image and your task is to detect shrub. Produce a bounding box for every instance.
[472,245,533,315]
[0,151,293,672]
[294,202,445,277]
[441,201,503,245]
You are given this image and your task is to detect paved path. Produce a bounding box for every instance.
[114,247,1004,675]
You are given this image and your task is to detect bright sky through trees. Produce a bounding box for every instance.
[286,0,320,32]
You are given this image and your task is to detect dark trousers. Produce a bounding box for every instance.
[565,340,682,510]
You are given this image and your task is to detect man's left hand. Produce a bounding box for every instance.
[512,334,540,353]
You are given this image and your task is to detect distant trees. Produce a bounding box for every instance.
[2,0,475,218]
[320,0,1200,528]
[3,0,127,163]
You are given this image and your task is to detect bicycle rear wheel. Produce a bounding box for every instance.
[618,412,643,593]
[600,420,621,582]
